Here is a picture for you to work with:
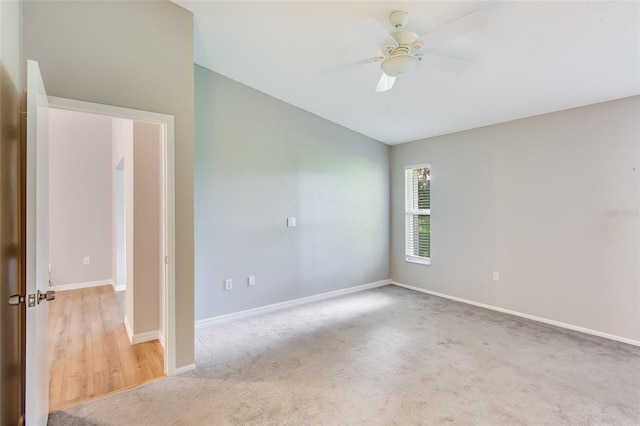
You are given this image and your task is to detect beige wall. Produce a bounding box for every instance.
[49,109,113,287]
[132,121,161,336]
[112,119,163,341]
[24,0,195,367]
[391,96,640,342]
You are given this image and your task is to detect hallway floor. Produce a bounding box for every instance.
[49,285,164,411]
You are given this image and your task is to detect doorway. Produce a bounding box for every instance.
[114,158,126,292]
[45,97,176,409]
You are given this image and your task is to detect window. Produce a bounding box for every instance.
[405,165,431,265]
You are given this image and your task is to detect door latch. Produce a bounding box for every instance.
[8,295,24,306]
[37,289,55,304]
[8,294,37,307]
[8,291,53,307]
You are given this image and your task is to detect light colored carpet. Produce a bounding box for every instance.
[49,285,640,425]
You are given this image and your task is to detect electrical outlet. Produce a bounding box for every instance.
[224,279,233,291]
[83,257,91,266]
[493,271,500,282]
[248,275,256,287]
[286,217,297,227]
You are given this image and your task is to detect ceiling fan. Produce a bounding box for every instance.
[356,9,488,92]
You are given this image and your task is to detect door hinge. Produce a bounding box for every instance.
[165,256,169,264]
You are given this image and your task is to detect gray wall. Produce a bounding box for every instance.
[195,65,390,320]
[390,96,640,341]
[24,0,195,368]
[49,108,113,287]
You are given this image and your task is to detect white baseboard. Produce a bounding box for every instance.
[112,282,126,292]
[175,364,196,375]
[124,315,134,343]
[123,316,162,345]
[158,331,166,350]
[196,279,391,328]
[131,330,161,345]
[391,281,640,347]
[52,279,113,292]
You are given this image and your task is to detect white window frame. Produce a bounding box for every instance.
[405,164,431,265]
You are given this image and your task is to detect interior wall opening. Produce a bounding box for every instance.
[47,105,168,410]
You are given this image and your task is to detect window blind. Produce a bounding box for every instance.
[405,166,431,263]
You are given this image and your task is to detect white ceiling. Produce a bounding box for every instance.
[173,1,640,145]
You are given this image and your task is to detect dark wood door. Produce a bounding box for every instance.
[0,52,25,425]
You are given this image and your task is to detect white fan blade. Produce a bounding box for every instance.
[354,17,396,48]
[323,58,378,74]
[423,52,472,73]
[375,73,396,93]
[418,10,487,50]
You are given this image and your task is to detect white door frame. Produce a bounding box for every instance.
[47,96,177,376]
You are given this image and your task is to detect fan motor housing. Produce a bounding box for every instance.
[391,30,419,46]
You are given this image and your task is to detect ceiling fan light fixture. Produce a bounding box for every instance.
[381,54,418,77]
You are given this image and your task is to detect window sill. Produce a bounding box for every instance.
[405,256,431,266]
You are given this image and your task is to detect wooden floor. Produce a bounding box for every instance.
[49,285,165,411]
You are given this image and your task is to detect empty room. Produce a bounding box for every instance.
[1,1,639,425]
